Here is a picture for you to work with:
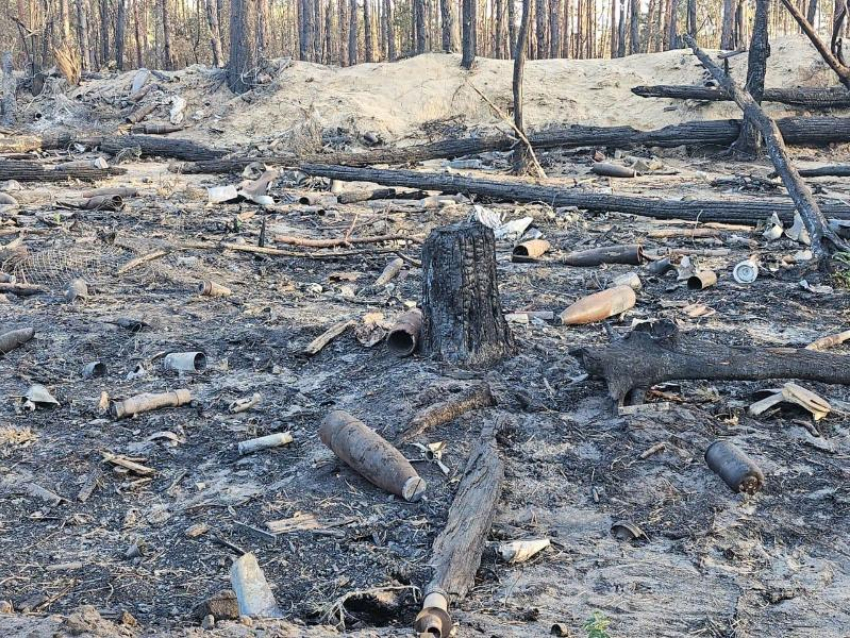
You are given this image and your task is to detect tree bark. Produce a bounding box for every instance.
[300,0,316,61]
[76,0,94,70]
[441,0,457,50]
[632,84,850,108]
[384,0,396,59]
[721,0,735,48]
[781,0,850,88]
[256,0,270,59]
[228,0,253,92]
[205,0,224,66]
[115,0,126,70]
[100,0,111,67]
[508,0,517,56]
[349,0,358,64]
[415,0,430,53]
[574,320,850,406]
[610,0,618,56]
[160,0,173,70]
[461,0,476,67]
[0,160,125,182]
[420,223,516,367]
[536,0,548,58]
[684,33,847,260]
[686,0,697,37]
[364,0,374,60]
[735,0,769,156]
[666,0,679,48]
[629,0,640,54]
[617,0,627,55]
[0,53,15,128]
[296,163,850,224]
[806,0,818,23]
[514,0,532,171]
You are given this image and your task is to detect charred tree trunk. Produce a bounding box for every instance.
[415,0,429,53]
[461,0,476,67]
[514,0,532,171]
[160,0,173,69]
[420,223,516,367]
[300,0,316,61]
[629,0,640,54]
[115,0,126,70]
[227,0,253,92]
[617,0,627,56]
[782,0,850,88]
[685,33,847,261]
[100,0,110,66]
[385,0,396,59]
[575,320,850,406]
[632,84,850,109]
[721,0,735,48]
[735,0,769,156]
[0,160,125,182]
[442,0,456,51]
[364,0,374,60]
[133,0,143,67]
[1,53,15,128]
[76,0,94,70]
[536,0,548,58]
[256,0,270,59]
[806,0,818,23]
[666,0,679,48]
[610,0,618,56]
[550,0,562,57]
[508,0,517,56]
[348,0,358,64]
[205,0,224,66]
[686,0,697,37]
[495,0,505,57]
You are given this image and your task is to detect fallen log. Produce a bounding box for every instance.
[414,419,504,638]
[399,384,495,442]
[632,84,850,108]
[794,165,850,177]
[573,319,850,406]
[0,133,227,161]
[297,164,850,225]
[0,160,126,182]
[684,34,847,260]
[174,116,850,174]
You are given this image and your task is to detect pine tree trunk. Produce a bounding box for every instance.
[721,0,735,48]
[536,0,548,57]
[115,0,126,69]
[1,52,15,128]
[666,0,679,47]
[461,0,476,66]
[133,0,143,66]
[160,0,173,69]
[508,0,517,56]
[495,0,505,56]
[610,0,617,55]
[339,0,350,64]
[385,0,396,59]
[686,0,697,37]
[100,0,110,66]
[806,0,817,25]
[421,223,516,368]
[442,0,456,51]
[348,0,358,63]
[364,0,373,60]
[514,0,531,169]
[735,0,769,156]
[256,0,270,59]
[227,0,253,92]
[550,0,562,56]
[617,0,626,55]
[629,0,640,53]
[205,0,224,66]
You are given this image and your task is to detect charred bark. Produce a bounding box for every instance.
[227,0,253,92]
[205,0,225,66]
[632,84,850,108]
[1,52,14,127]
[420,223,515,367]
[441,0,456,51]
[736,0,769,156]
[461,0,476,68]
[513,0,532,172]
[297,164,850,224]
[574,319,850,406]
[0,161,125,183]
[781,0,850,88]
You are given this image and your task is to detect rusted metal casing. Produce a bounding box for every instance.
[560,285,636,325]
[705,440,765,494]
[387,309,423,357]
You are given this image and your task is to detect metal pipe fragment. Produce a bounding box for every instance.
[163,352,207,372]
[82,361,106,379]
[560,286,636,325]
[65,279,88,302]
[561,244,644,267]
[198,280,232,297]
[320,410,426,501]
[0,327,34,354]
[238,432,293,455]
[111,389,192,419]
[387,309,423,357]
[591,163,637,178]
[414,589,452,638]
[512,239,551,262]
[705,440,765,494]
[375,257,404,286]
[687,270,718,290]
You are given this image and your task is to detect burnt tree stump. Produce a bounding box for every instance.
[420,222,515,367]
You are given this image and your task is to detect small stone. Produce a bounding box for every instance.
[201,614,215,630]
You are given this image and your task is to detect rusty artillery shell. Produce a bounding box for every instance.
[198,280,232,297]
[374,257,404,286]
[561,244,644,267]
[111,388,192,419]
[560,285,636,325]
[83,195,124,211]
[687,270,718,290]
[64,279,89,302]
[81,187,138,199]
[414,589,452,638]
[590,162,637,178]
[163,351,207,372]
[319,410,426,501]
[0,327,35,354]
[512,239,551,262]
[387,309,423,357]
[705,440,765,494]
[648,257,675,275]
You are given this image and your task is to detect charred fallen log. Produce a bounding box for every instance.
[0,160,126,182]
[573,320,850,406]
[0,133,227,161]
[298,164,850,224]
[632,84,850,108]
[175,116,850,174]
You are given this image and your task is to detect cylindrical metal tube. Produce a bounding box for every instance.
[590,162,637,178]
[81,361,106,379]
[0,327,34,354]
[705,440,765,494]
[238,432,294,455]
[111,389,192,419]
[648,257,675,275]
[319,410,426,501]
[198,280,232,297]
[414,589,452,638]
[733,259,759,284]
[687,270,718,290]
[562,244,644,267]
[512,239,551,262]
[163,352,207,372]
[374,257,404,286]
[560,286,636,325]
[65,279,88,302]
[387,309,423,357]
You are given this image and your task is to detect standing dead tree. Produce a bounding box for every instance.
[780,0,850,89]
[684,33,849,266]
[1,52,14,127]
[735,0,769,156]
[513,0,533,172]
[461,0,476,68]
[227,0,253,92]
